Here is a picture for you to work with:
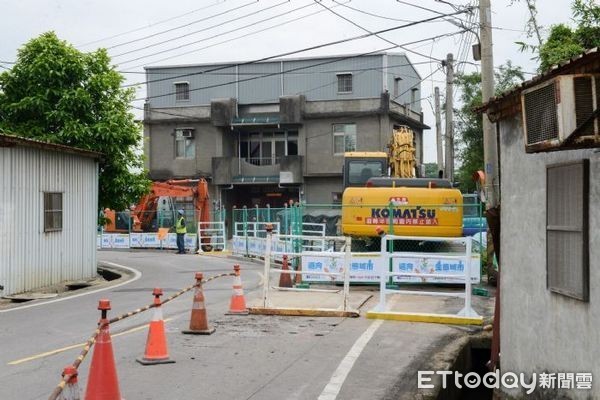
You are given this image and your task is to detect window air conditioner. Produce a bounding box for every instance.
[179,129,194,138]
[521,74,599,150]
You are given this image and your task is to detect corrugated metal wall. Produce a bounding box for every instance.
[147,54,418,107]
[387,54,422,114]
[0,146,98,295]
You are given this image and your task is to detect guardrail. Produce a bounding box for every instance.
[368,234,483,325]
[198,221,226,251]
[248,226,358,317]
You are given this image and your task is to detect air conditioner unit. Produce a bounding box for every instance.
[177,129,194,138]
[521,74,600,151]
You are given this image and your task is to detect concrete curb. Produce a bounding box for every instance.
[366,311,484,325]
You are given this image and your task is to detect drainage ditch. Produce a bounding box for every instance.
[438,335,493,400]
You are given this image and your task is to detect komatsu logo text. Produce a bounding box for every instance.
[366,207,438,225]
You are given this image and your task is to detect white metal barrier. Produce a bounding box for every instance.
[370,235,482,325]
[234,221,281,237]
[197,221,226,251]
[253,229,356,316]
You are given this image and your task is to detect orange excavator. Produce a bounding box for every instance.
[132,179,210,232]
[104,178,212,248]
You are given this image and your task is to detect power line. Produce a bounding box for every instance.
[328,2,414,23]
[121,0,346,70]
[112,0,292,58]
[134,29,468,102]
[107,0,259,51]
[321,0,443,62]
[392,66,442,102]
[121,59,433,76]
[77,1,230,48]
[116,1,317,65]
[126,8,471,90]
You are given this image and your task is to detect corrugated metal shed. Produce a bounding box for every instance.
[0,134,99,296]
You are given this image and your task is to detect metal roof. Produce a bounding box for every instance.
[144,52,407,70]
[478,47,600,119]
[0,133,103,159]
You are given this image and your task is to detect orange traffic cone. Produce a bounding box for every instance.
[58,365,80,400]
[227,265,248,315]
[85,300,123,400]
[278,255,293,288]
[137,288,175,365]
[182,273,215,335]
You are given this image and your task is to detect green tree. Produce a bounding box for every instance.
[454,62,524,193]
[0,32,150,210]
[423,162,440,178]
[514,0,600,72]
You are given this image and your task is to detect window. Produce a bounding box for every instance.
[44,192,63,232]
[337,73,353,93]
[546,159,589,301]
[175,128,195,158]
[394,77,402,98]
[347,160,384,185]
[410,88,419,107]
[174,82,190,101]
[238,130,298,165]
[332,192,343,204]
[333,123,357,154]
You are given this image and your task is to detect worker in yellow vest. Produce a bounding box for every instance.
[175,209,187,254]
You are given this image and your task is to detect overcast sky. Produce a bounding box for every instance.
[0,0,577,162]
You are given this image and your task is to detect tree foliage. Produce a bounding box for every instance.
[538,0,600,71]
[0,32,150,210]
[454,62,524,193]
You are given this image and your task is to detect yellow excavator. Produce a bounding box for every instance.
[341,126,463,239]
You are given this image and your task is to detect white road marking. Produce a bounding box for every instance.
[318,319,385,400]
[0,262,141,313]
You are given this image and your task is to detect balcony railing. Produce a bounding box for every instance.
[244,157,281,166]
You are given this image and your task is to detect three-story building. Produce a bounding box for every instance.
[143,52,429,211]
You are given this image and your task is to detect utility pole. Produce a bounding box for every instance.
[434,86,443,176]
[480,0,498,207]
[444,53,454,182]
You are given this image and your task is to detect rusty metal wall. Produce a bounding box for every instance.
[0,146,98,296]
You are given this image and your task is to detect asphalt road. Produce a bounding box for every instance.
[0,250,465,400]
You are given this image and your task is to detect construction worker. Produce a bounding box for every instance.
[175,209,187,254]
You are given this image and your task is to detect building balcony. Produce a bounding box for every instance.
[212,155,303,185]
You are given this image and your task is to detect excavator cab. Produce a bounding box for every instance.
[342,152,388,189]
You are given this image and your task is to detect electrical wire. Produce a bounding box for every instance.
[112,0,292,58]
[121,0,348,70]
[322,0,442,63]
[124,8,471,90]
[134,28,468,102]
[119,60,434,75]
[107,0,259,51]
[116,1,317,65]
[77,1,230,48]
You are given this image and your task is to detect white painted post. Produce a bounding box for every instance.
[342,236,351,311]
[459,236,479,317]
[262,225,273,308]
[377,235,388,311]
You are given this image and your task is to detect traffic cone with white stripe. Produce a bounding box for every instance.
[85,300,123,400]
[136,288,175,365]
[227,265,248,315]
[182,272,215,335]
[58,365,80,400]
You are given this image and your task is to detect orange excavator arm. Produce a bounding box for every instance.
[131,179,210,233]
